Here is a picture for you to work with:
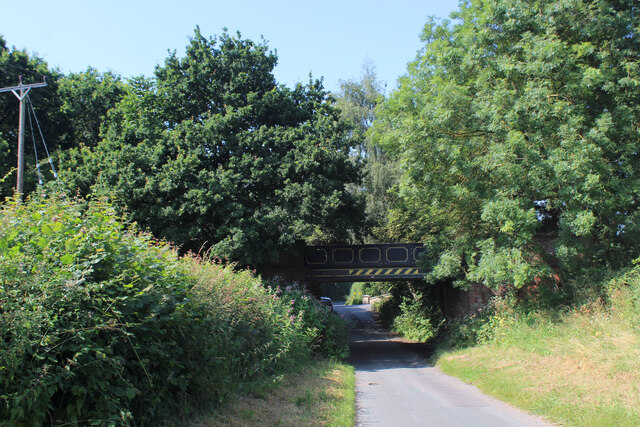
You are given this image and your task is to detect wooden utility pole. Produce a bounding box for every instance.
[0,77,48,195]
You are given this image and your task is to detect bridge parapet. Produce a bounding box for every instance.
[305,243,425,282]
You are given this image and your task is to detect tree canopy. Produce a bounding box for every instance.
[334,62,399,240]
[57,67,126,149]
[372,0,640,291]
[61,29,366,266]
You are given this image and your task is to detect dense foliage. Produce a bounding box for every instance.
[0,190,347,425]
[1,29,366,268]
[372,0,640,293]
[57,68,126,149]
[269,284,349,360]
[60,29,366,266]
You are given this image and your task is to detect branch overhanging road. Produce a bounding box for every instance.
[334,303,555,427]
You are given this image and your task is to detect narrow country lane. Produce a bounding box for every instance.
[334,303,554,427]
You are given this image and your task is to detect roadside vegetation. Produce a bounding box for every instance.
[349,2,640,425]
[2,0,640,425]
[1,27,363,425]
[344,282,389,305]
[434,272,640,425]
[0,191,348,425]
[185,360,355,427]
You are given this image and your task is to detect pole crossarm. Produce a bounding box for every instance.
[0,81,48,95]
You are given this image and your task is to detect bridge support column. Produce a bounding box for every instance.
[439,282,495,318]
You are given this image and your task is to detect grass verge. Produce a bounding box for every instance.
[434,307,640,426]
[184,359,355,426]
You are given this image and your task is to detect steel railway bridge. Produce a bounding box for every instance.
[304,243,425,282]
[261,242,491,317]
[262,242,426,283]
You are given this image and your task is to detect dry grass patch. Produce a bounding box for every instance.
[186,360,355,427]
[436,310,640,426]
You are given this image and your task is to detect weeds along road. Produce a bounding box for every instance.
[334,303,554,427]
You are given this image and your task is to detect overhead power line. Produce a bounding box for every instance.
[26,96,43,185]
[0,76,48,196]
[26,94,58,180]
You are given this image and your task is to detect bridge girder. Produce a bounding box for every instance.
[305,243,425,282]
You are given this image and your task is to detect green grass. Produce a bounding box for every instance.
[183,359,356,426]
[435,306,640,426]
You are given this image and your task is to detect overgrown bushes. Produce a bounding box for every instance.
[0,191,348,425]
[268,284,349,360]
[605,262,640,332]
[391,298,443,342]
[369,283,443,342]
[345,283,365,305]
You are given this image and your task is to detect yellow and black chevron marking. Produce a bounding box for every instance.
[348,268,420,276]
[307,267,422,279]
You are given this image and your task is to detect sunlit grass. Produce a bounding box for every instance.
[435,306,640,426]
[184,360,355,426]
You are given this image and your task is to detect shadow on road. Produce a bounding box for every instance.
[336,303,436,373]
[349,340,435,372]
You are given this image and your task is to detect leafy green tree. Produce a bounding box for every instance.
[61,29,366,267]
[335,62,398,238]
[57,67,126,149]
[336,61,384,157]
[0,36,63,197]
[372,0,640,292]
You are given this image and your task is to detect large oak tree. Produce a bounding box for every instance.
[62,29,366,266]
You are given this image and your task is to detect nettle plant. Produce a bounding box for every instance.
[0,190,351,425]
[0,190,195,424]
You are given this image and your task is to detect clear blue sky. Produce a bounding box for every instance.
[0,0,459,93]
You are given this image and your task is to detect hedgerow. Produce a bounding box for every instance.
[268,284,349,360]
[0,190,347,425]
[436,263,640,352]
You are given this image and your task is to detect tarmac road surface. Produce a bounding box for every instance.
[334,303,554,427]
